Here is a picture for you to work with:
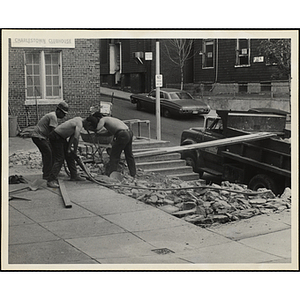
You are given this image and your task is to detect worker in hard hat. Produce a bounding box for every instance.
[83,113,136,178]
[31,101,69,180]
[46,116,86,188]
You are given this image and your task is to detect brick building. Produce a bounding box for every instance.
[101,38,289,94]
[99,39,194,93]
[8,37,291,130]
[8,38,101,129]
[100,38,290,111]
[192,38,290,96]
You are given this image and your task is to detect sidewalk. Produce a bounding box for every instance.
[4,136,295,270]
[100,86,131,101]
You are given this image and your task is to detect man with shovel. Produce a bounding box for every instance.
[83,114,136,178]
[47,116,86,188]
[31,101,69,180]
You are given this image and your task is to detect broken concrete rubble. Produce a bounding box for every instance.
[9,150,42,169]
[9,149,292,227]
[112,171,292,227]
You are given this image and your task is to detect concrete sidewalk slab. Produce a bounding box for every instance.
[98,254,190,264]
[19,203,96,223]
[103,209,186,232]
[9,240,96,264]
[41,216,126,239]
[133,223,232,253]
[9,206,35,226]
[239,229,291,260]
[267,210,292,226]
[66,184,154,215]
[77,197,155,216]
[9,223,60,245]
[9,188,62,210]
[67,232,157,260]
[207,212,291,241]
[172,241,282,264]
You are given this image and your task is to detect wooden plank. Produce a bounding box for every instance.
[58,179,72,208]
[134,132,276,158]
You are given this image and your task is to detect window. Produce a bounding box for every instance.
[45,53,61,97]
[169,92,193,100]
[25,51,62,104]
[149,90,156,97]
[238,83,248,93]
[236,39,250,67]
[202,40,214,68]
[261,82,271,92]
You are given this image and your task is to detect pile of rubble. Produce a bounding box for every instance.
[111,171,291,227]
[9,150,291,227]
[9,150,42,169]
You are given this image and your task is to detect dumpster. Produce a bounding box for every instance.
[9,115,18,137]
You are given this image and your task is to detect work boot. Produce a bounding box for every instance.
[70,176,86,182]
[47,181,59,188]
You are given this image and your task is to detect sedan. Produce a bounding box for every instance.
[130,88,210,118]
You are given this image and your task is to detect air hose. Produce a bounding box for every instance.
[72,152,272,196]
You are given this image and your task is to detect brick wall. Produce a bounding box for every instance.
[8,46,26,122]
[194,39,288,84]
[8,39,101,128]
[62,39,101,119]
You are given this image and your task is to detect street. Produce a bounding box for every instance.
[104,95,205,147]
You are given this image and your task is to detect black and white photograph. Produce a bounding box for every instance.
[1,29,298,272]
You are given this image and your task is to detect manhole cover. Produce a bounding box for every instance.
[151,248,174,255]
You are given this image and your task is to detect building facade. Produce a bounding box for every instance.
[100,38,290,95]
[8,37,290,130]
[100,38,194,93]
[8,38,101,128]
[99,38,290,111]
[192,38,290,96]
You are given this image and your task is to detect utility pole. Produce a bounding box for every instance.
[155,40,161,140]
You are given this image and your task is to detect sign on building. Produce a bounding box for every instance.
[11,37,75,48]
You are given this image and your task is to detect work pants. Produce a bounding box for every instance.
[32,137,54,179]
[47,131,78,182]
[109,129,136,177]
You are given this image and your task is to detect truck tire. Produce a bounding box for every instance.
[248,174,278,194]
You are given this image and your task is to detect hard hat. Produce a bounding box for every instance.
[57,101,69,114]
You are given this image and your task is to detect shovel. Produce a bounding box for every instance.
[9,178,45,194]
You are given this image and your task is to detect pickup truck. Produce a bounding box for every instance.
[180,110,291,195]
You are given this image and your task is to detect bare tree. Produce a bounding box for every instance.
[258,39,291,111]
[258,39,291,80]
[164,39,194,90]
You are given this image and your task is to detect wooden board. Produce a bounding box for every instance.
[134,132,276,158]
[58,179,72,208]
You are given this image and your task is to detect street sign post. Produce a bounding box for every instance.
[155,41,161,140]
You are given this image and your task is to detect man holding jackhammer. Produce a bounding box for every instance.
[46,116,87,188]
[31,101,69,180]
[83,114,136,178]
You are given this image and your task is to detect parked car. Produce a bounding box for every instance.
[130,88,210,118]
